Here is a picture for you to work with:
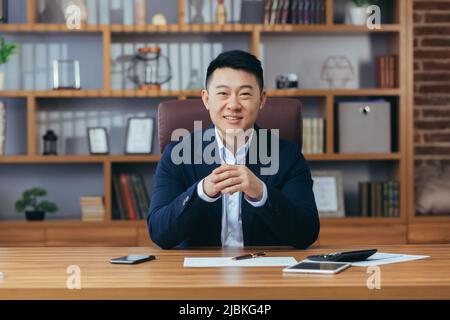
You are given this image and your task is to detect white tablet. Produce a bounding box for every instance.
[283,261,351,274]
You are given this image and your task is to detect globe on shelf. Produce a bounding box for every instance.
[215,0,227,24]
[126,46,172,91]
[152,13,167,26]
[320,55,354,89]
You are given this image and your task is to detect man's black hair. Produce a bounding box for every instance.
[205,50,264,91]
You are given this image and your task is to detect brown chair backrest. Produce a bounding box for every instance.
[158,98,302,153]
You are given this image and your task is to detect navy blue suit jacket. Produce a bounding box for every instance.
[148,126,320,249]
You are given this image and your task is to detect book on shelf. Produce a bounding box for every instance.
[302,117,325,154]
[264,0,272,24]
[358,181,399,217]
[113,173,150,221]
[80,196,105,222]
[263,0,326,25]
[0,101,5,156]
[376,55,398,88]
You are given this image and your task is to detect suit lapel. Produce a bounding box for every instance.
[242,125,271,245]
[193,125,222,246]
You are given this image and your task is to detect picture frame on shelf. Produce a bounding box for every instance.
[125,117,154,155]
[52,59,81,90]
[311,170,345,218]
[87,127,109,155]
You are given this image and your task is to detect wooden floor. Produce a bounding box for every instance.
[0,244,449,299]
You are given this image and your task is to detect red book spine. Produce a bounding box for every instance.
[120,174,136,220]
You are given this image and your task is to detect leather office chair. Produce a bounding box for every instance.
[157,98,303,153]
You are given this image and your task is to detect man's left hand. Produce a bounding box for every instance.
[211,164,264,201]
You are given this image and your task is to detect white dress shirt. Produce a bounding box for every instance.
[197,127,268,247]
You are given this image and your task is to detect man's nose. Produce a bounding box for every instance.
[226,94,242,110]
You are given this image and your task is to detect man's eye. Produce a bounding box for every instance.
[217,92,228,95]
[240,92,251,96]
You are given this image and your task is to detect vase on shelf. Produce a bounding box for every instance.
[191,0,205,24]
[215,0,227,25]
[345,2,369,26]
[135,0,147,25]
[25,210,46,221]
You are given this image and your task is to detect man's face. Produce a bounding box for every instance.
[201,67,266,136]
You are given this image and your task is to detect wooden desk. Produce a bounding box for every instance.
[0,245,449,299]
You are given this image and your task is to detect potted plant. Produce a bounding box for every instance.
[347,0,377,25]
[0,37,17,90]
[15,187,58,221]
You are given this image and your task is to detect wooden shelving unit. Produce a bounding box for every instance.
[0,88,401,98]
[0,23,402,33]
[0,0,415,247]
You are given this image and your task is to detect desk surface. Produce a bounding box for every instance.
[0,245,449,299]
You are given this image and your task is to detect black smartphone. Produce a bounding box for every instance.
[110,254,155,265]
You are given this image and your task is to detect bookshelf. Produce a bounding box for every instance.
[0,0,416,247]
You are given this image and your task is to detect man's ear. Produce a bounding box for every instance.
[201,89,210,110]
[259,90,267,110]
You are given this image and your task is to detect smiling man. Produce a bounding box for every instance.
[148,50,319,249]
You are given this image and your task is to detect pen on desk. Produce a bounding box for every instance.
[232,252,266,260]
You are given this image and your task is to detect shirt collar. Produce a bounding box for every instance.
[214,126,255,160]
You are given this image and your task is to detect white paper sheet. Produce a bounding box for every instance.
[184,257,297,268]
[349,253,429,267]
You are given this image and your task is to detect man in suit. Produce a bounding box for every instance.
[148,50,319,249]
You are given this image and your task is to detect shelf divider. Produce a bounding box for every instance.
[326,94,334,154]
[103,30,112,92]
[103,160,112,222]
[27,95,37,156]
[326,0,334,26]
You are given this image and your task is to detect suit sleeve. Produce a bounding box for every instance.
[255,144,320,249]
[147,143,212,249]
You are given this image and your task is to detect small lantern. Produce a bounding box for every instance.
[126,46,171,90]
[43,130,58,156]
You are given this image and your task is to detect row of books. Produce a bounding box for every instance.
[375,55,398,88]
[80,196,105,222]
[302,118,325,154]
[113,174,150,220]
[264,0,326,25]
[358,181,400,217]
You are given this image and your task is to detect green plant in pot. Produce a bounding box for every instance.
[15,188,58,221]
[352,0,375,6]
[348,0,378,25]
[0,37,18,90]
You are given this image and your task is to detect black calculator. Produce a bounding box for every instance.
[307,249,378,262]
